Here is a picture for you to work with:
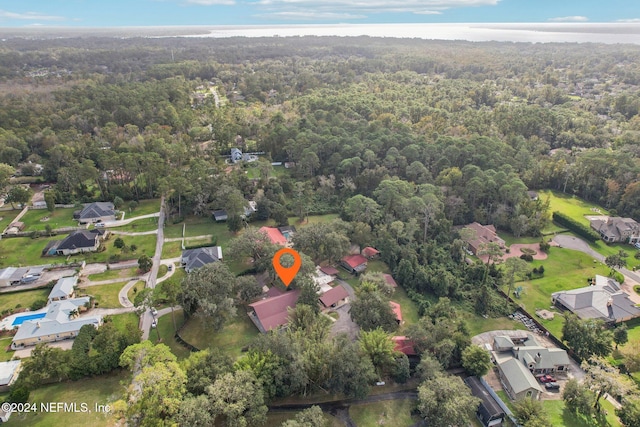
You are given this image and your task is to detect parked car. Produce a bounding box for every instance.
[151,320,157,328]
[536,374,555,383]
[151,307,158,316]
[545,382,560,390]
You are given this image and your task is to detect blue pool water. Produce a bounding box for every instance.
[12,313,46,326]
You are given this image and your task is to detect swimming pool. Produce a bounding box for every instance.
[12,312,46,326]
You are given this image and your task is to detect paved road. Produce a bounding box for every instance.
[118,279,140,308]
[141,196,165,340]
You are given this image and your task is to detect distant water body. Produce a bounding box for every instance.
[3,23,640,44]
[177,23,640,45]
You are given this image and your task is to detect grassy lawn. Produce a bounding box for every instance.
[81,234,156,263]
[540,189,609,227]
[0,337,15,361]
[337,269,359,289]
[0,212,17,232]
[545,399,621,427]
[110,217,158,233]
[87,267,137,282]
[127,281,146,306]
[19,207,78,231]
[158,268,185,290]
[499,232,543,247]
[156,264,168,279]
[107,311,139,333]
[164,215,220,239]
[294,213,340,226]
[539,190,640,267]
[265,411,342,427]
[178,313,258,360]
[588,239,640,270]
[80,281,127,308]
[496,390,514,410]
[467,314,528,337]
[503,248,610,338]
[394,287,420,331]
[155,308,190,360]
[126,198,160,217]
[6,370,128,427]
[0,288,50,313]
[349,399,419,427]
[0,236,60,267]
[161,241,183,259]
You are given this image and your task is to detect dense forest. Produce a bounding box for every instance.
[3,34,640,426]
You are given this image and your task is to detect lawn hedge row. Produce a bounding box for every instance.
[552,211,600,243]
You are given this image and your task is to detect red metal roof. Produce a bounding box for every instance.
[248,289,300,331]
[320,266,340,276]
[383,273,397,288]
[319,285,349,307]
[259,226,287,245]
[265,286,284,298]
[362,247,380,257]
[390,301,402,322]
[392,336,417,356]
[342,254,368,269]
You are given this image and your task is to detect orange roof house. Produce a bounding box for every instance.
[362,247,380,259]
[259,226,287,245]
[392,336,417,356]
[341,254,368,274]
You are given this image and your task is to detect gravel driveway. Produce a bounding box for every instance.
[329,278,359,340]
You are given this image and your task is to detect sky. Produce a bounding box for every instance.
[0,0,639,27]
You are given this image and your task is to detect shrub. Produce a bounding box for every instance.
[30,298,47,311]
[520,254,534,262]
[538,265,544,274]
[614,272,625,284]
[539,240,551,253]
[552,212,600,243]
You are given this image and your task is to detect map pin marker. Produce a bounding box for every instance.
[273,248,302,287]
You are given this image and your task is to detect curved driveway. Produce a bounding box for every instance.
[553,234,640,290]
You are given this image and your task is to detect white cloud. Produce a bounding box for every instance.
[184,0,235,4]
[253,0,500,18]
[258,11,366,20]
[414,11,444,15]
[547,16,589,22]
[0,10,65,21]
[617,18,640,23]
